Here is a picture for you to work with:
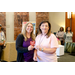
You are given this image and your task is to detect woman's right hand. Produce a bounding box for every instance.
[28,45,34,51]
[33,55,37,61]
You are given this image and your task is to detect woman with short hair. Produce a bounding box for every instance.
[33,21,58,62]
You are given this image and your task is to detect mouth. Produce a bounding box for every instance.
[42,29,46,30]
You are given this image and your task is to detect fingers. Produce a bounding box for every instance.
[33,57,37,61]
[28,45,35,51]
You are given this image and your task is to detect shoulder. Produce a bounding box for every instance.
[71,32,73,34]
[17,34,24,39]
[36,34,41,38]
[62,31,65,33]
[49,33,57,39]
[35,34,41,40]
[64,32,66,34]
[1,31,4,34]
[50,33,56,37]
[18,33,23,37]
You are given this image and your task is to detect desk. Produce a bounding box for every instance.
[56,45,64,56]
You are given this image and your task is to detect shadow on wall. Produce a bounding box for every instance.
[51,23,60,33]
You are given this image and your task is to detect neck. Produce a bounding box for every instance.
[68,31,70,33]
[42,32,47,36]
[26,32,31,38]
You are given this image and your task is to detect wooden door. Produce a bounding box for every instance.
[71,12,75,42]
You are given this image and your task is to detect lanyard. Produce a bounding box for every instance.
[39,34,46,46]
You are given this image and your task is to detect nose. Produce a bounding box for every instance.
[43,26,46,29]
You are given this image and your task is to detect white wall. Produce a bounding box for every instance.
[49,12,65,33]
[6,12,14,42]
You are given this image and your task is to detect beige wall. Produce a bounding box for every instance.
[6,12,65,42]
[49,12,65,33]
[6,12,14,42]
[29,12,36,21]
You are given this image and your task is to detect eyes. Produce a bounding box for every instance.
[27,25,33,29]
[27,26,33,28]
[41,24,49,27]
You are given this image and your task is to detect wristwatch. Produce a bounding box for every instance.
[41,48,43,52]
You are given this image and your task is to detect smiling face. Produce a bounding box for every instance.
[26,23,33,34]
[67,27,70,31]
[40,23,49,34]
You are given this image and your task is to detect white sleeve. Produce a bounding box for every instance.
[3,31,5,41]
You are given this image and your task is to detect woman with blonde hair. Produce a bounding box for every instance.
[16,22,35,62]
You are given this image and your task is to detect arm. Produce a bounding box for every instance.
[56,32,58,37]
[33,49,37,61]
[16,34,29,53]
[36,34,58,54]
[64,33,66,39]
[36,46,57,54]
[43,48,57,54]
[3,32,5,45]
[72,32,73,37]
[0,31,5,45]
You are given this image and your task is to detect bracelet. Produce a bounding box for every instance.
[41,48,43,52]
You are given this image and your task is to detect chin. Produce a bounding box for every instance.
[28,31,32,33]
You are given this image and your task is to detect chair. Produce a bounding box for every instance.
[1,42,17,62]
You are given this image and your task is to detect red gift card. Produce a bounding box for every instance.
[30,41,35,46]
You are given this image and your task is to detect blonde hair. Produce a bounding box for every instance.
[22,22,35,41]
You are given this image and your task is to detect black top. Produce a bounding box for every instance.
[16,34,29,62]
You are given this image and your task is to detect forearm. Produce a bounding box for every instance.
[36,46,57,54]
[3,40,5,44]
[34,49,37,56]
[41,47,57,54]
[16,47,29,53]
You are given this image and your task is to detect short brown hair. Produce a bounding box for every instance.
[38,21,51,38]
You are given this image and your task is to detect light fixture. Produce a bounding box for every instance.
[73,12,75,14]
[67,12,71,19]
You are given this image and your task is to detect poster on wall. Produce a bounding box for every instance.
[22,22,36,35]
